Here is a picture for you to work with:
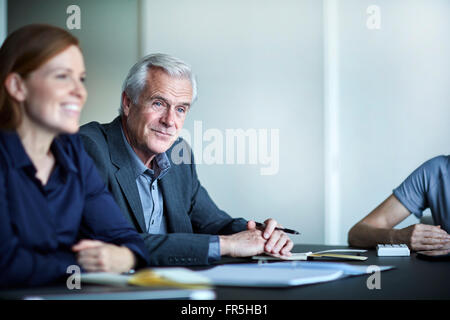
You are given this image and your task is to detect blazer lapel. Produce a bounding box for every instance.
[106,117,146,233]
[159,168,193,233]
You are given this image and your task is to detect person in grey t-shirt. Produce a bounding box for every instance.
[348,155,450,251]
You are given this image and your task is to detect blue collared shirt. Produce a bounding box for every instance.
[120,127,170,233]
[120,127,220,262]
[0,131,149,288]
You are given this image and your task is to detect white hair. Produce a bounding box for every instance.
[119,53,197,115]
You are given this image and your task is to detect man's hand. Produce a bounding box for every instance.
[396,224,450,251]
[72,240,136,273]
[248,219,293,256]
[219,228,267,257]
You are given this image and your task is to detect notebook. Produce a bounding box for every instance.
[252,249,368,261]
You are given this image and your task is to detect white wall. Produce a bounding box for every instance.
[334,0,450,244]
[142,0,450,245]
[141,0,325,244]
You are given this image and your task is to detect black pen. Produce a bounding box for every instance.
[255,222,301,235]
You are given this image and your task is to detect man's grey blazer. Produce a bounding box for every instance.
[79,116,247,265]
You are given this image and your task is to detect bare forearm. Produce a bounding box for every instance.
[347,194,450,250]
[348,223,395,248]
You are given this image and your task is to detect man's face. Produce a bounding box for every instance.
[123,68,192,161]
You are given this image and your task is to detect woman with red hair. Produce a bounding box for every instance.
[0,24,149,288]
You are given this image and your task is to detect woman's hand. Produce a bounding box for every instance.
[72,239,136,273]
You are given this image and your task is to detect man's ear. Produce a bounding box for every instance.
[4,73,27,102]
[121,92,132,117]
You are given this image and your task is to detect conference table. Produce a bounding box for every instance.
[214,244,450,300]
[1,244,449,301]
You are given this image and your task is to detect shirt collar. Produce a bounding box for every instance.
[119,125,171,180]
[153,149,171,180]
[0,130,78,174]
[0,130,33,168]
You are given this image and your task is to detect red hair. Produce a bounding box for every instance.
[0,24,80,129]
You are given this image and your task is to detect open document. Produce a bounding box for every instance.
[195,261,394,287]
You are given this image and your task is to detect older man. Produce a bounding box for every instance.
[80,53,293,265]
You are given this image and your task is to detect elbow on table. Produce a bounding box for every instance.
[347,223,364,248]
